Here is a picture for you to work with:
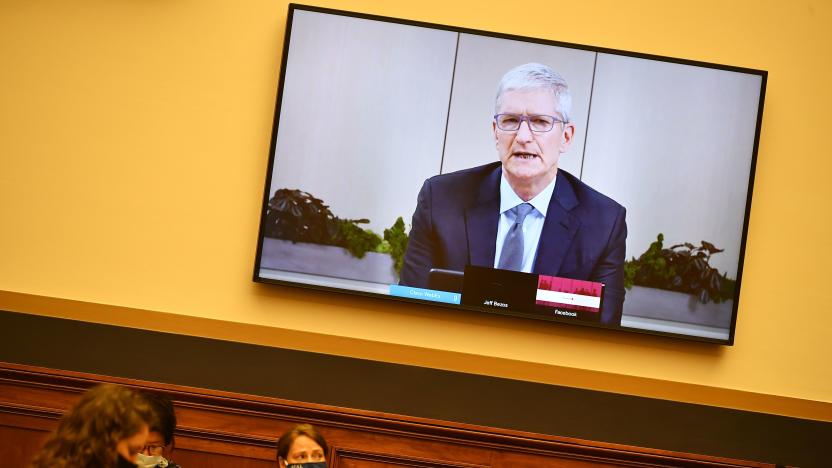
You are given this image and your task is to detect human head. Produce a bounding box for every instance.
[276,423,329,467]
[31,384,154,468]
[493,63,576,200]
[495,62,572,123]
[138,392,177,459]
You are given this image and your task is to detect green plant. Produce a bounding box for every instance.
[334,221,382,258]
[382,217,408,275]
[624,233,736,304]
[264,189,409,269]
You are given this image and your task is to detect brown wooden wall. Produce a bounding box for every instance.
[0,362,773,468]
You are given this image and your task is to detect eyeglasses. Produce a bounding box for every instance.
[140,444,166,456]
[494,113,565,133]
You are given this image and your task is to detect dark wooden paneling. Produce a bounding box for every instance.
[171,449,274,468]
[0,362,775,468]
[0,425,51,467]
[0,404,58,468]
[331,447,491,468]
[2,310,828,467]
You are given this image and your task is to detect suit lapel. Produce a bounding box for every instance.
[533,170,581,276]
[465,165,501,267]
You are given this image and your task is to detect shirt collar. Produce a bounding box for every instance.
[499,172,558,217]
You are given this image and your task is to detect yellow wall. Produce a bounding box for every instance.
[2,0,830,420]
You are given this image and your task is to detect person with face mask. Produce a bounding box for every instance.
[31,384,153,468]
[134,392,182,468]
[276,423,329,468]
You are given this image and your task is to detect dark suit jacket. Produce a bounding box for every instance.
[399,162,627,325]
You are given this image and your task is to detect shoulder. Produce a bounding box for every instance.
[558,170,625,214]
[424,162,501,191]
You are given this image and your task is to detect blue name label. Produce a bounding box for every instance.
[389,285,461,305]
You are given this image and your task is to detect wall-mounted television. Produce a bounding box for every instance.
[254,3,766,345]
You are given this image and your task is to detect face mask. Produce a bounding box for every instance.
[286,463,326,468]
[135,453,169,468]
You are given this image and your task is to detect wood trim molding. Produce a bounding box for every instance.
[330,447,491,468]
[0,361,776,468]
[0,402,62,421]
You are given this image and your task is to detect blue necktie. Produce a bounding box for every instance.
[498,203,534,271]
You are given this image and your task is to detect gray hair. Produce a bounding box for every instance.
[495,63,572,123]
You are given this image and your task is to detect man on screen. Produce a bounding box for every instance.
[399,63,627,325]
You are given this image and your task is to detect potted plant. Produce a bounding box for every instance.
[622,234,736,331]
[625,233,735,304]
[262,189,408,282]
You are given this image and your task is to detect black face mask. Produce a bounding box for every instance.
[286,463,326,468]
[117,454,138,468]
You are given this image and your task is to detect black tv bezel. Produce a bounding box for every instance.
[253,3,767,346]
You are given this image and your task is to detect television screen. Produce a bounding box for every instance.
[254,4,766,344]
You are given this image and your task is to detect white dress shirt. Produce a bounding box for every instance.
[493,174,557,273]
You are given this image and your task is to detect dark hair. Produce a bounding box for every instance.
[276,423,329,461]
[31,384,153,468]
[141,391,177,446]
